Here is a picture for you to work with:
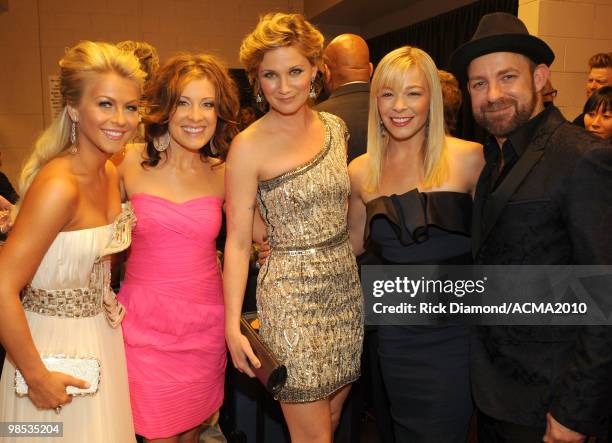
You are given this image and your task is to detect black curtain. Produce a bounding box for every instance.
[366,0,519,143]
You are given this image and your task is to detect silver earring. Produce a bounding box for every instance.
[255,92,264,103]
[70,121,78,154]
[153,132,170,152]
[309,80,317,99]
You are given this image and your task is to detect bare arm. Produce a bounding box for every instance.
[223,135,261,376]
[0,173,89,409]
[347,156,367,255]
[111,142,145,202]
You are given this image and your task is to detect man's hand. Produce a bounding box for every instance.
[256,239,270,268]
[543,413,586,443]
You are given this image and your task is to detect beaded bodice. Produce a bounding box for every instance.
[256,112,350,250]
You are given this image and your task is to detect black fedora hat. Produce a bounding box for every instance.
[450,12,554,83]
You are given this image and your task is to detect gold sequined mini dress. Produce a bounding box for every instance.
[256,112,364,403]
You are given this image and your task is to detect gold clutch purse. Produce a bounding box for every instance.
[14,355,100,396]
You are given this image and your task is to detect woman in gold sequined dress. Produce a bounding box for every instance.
[223,13,363,443]
[0,42,143,442]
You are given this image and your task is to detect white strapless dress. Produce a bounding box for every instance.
[0,207,136,442]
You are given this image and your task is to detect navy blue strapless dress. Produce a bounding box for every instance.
[365,189,474,443]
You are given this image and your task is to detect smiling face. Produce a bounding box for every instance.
[258,45,317,115]
[376,65,430,143]
[467,52,547,140]
[167,77,218,152]
[68,72,140,156]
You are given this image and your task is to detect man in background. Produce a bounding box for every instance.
[573,52,612,126]
[316,34,372,163]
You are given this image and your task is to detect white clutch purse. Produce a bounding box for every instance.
[15,355,100,396]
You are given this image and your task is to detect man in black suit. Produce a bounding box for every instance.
[316,34,372,163]
[450,12,612,443]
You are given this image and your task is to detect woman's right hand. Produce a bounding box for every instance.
[226,332,261,378]
[26,370,90,410]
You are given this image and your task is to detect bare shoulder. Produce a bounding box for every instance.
[348,153,370,195]
[446,136,485,189]
[446,136,482,155]
[113,142,146,175]
[348,153,370,181]
[447,136,484,168]
[227,122,267,165]
[25,159,79,215]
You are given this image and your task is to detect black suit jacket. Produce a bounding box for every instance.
[315,82,369,163]
[471,107,612,436]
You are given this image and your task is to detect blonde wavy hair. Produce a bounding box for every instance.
[116,40,160,82]
[15,41,144,214]
[239,12,324,107]
[366,46,448,191]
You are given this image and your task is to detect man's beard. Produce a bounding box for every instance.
[474,91,537,137]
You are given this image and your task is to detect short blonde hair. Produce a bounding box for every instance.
[366,46,447,191]
[239,12,324,101]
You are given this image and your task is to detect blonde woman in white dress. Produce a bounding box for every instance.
[0,41,144,442]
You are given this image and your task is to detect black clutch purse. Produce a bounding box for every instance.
[240,312,287,396]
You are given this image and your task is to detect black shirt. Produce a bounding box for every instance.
[482,106,552,191]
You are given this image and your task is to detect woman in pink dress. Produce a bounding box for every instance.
[115,53,239,443]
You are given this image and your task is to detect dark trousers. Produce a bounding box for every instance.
[378,325,473,443]
[477,411,545,443]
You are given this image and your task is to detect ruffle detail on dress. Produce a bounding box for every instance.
[100,202,136,258]
[364,189,472,247]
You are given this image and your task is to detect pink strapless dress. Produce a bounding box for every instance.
[118,193,225,439]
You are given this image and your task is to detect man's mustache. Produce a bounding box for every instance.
[481,98,516,113]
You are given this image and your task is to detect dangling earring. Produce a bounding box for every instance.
[379,119,387,137]
[153,132,170,152]
[69,120,78,154]
[309,79,317,99]
[209,135,218,156]
[255,92,264,103]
